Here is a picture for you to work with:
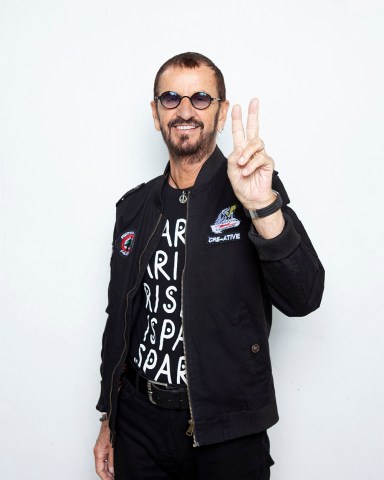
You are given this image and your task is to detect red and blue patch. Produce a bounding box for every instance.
[118,230,135,257]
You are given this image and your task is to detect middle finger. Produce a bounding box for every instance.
[246,98,260,140]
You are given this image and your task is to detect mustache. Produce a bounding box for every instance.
[168,117,204,129]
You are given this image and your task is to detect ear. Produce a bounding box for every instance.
[217,100,230,132]
[150,100,161,131]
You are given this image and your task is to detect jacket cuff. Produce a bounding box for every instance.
[96,382,106,412]
[248,213,301,261]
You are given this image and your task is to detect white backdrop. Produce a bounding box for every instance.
[1,0,383,478]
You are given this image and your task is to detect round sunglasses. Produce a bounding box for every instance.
[154,91,221,110]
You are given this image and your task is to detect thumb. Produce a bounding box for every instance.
[108,447,114,475]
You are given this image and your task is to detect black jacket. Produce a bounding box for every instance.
[97,147,325,446]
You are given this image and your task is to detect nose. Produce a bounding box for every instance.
[177,96,195,119]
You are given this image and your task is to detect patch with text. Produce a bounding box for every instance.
[207,205,241,245]
[117,230,136,257]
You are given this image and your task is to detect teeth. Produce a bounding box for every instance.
[175,125,197,130]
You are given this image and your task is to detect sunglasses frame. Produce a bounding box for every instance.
[154,91,222,110]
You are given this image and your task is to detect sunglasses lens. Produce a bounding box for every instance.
[191,92,211,109]
[160,92,180,109]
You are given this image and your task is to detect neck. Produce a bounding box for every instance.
[168,144,216,189]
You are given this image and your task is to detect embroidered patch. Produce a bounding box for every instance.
[118,230,135,257]
[207,232,241,244]
[210,205,240,234]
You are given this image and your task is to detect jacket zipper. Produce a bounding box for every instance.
[181,191,199,447]
[108,213,163,444]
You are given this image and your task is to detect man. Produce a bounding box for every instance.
[94,52,324,480]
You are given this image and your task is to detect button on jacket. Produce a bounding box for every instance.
[96,146,325,447]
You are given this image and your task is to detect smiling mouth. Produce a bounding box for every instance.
[174,125,200,131]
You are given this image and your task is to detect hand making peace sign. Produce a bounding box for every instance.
[227,98,276,211]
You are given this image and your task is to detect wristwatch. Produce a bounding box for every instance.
[244,190,283,219]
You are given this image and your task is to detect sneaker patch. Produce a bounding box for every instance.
[210,205,240,234]
[207,205,241,245]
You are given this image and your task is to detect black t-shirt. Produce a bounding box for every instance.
[130,182,187,385]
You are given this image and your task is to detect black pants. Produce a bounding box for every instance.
[114,378,274,480]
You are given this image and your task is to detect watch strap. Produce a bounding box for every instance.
[244,190,283,219]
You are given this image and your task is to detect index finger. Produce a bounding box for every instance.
[231,104,245,146]
[246,98,259,140]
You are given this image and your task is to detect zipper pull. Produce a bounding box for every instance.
[186,418,195,436]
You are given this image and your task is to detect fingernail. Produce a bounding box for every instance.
[242,168,248,176]
[238,156,245,165]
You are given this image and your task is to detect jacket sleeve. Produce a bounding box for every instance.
[95,183,147,412]
[95,332,107,412]
[248,173,325,317]
[95,222,118,413]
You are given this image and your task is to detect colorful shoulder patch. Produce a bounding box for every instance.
[117,230,136,257]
